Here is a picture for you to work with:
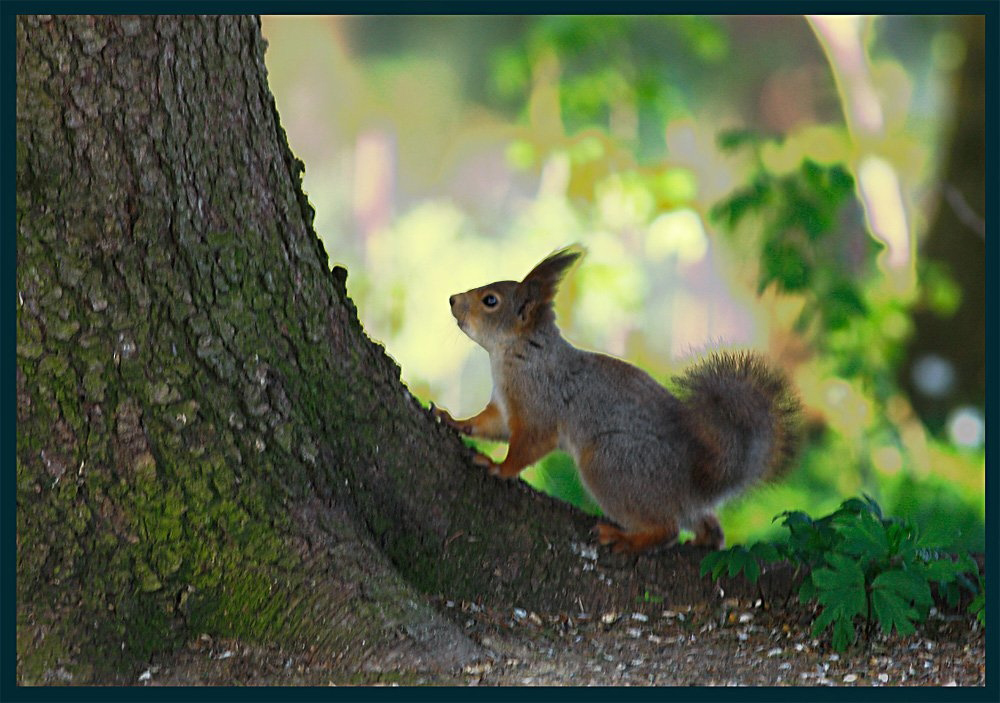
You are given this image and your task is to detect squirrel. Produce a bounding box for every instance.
[432,245,802,553]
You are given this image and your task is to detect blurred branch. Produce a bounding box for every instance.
[942,183,985,240]
[808,15,914,293]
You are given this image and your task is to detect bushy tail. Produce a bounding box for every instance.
[674,350,802,498]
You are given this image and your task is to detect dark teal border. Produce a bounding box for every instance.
[3,4,997,702]
[983,5,999,700]
[1,1,1000,14]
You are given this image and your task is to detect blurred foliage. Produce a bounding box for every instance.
[711,149,863,311]
[707,131,982,551]
[261,15,984,550]
[490,16,730,159]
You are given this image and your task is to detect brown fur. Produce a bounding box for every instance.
[597,521,679,553]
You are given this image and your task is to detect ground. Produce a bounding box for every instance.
[120,594,983,688]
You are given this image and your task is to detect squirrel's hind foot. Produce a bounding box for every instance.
[596,521,678,553]
[688,513,725,549]
[470,451,497,470]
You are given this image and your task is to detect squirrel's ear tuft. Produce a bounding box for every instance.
[521,245,584,303]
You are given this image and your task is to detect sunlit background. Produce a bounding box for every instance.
[260,15,985,548]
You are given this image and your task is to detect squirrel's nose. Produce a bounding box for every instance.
[449,295,456,307]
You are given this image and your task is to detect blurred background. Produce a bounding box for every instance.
[260,15,985,548]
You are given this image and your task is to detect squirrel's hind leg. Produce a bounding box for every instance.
[689,512,725,549]
[596,520,678,553]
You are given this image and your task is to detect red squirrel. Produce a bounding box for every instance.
[433,246,802,552]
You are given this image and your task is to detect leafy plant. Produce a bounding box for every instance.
[969,574,986,629]
[700,496,982,652]
[710,136,865,331]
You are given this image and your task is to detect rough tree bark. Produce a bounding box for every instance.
[16,15,760,684]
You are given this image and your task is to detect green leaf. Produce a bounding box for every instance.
[777,510,834,562]
[835,508,890,561]
[810,600,858,652]
[775,510,813,529]
[812,554,867,636]
[823,282,868,330]
[726,549,744,578]
[969,591,985,628]
[811,599,839,636]
[716,128,763,152]
[710,178,772,229]
[835,495,879,519]
[872,568,934,609]
[798,576,817,604]
[831,616,857,652]
[871,587,919,637]
[916,521,959,550]
[703,546,766,584]
[799,160,855,206]
[814,554,865,594]
[957,552,978,574]
[943,580,962,609]
[886,520,918,559]
[919,557,965,585]
[761,239,811,292]
[749,541,782,563]
[700,550,726,579]
[828,164,856,197]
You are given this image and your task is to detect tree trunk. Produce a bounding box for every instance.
[16,15,754,685]
[900,15,985,428]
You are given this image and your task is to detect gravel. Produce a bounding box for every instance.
[140,596,984,687]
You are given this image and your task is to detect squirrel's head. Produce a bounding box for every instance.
[449,246,583,352]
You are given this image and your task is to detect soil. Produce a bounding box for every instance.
[131,595,985,688]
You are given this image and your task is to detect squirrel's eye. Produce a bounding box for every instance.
[482,294,498,308]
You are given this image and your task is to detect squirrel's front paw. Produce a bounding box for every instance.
[429,402,450,422]
[430,403,472,434]
[431,403,459,428]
